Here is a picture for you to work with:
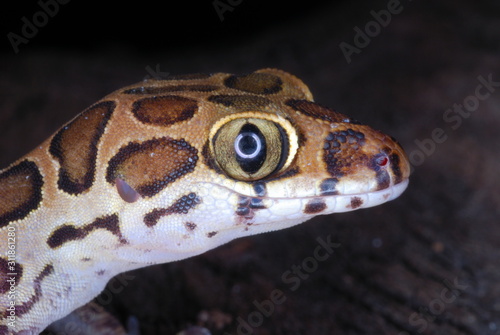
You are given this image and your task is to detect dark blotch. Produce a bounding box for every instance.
[320,178,339,196]
[47,225,84,249]
[131,95,198,126]
[89,214,124,241]
[304,199,327,214]
[252,182,267,197]
[144,210,164,228]
[250,198,266,209]
[144,193,201,227]
[323,129,366,178]
[0,160,43,228]
[350,197,363,209]
[390,153,403,184]
[236,195,266,218]
[47,214,126,249]
[106,137,198,198]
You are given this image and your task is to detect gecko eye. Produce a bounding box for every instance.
[212,118,289,181]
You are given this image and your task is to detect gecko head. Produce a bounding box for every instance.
[204,103,410,217]
[105,70,410,257]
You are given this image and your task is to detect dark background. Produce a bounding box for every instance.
[1,0,499,334]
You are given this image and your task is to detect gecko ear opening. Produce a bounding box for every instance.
[115,178,141,203]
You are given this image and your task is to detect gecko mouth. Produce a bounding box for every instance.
[199,177,409,216]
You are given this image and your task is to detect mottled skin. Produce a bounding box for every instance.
[0,69,410,334]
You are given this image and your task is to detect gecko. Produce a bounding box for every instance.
[0,69,410,334]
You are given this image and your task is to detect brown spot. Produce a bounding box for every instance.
[144,193,201,227]
[49,101,115,194]
[350,197,363,209]
[207,231,218,238]
[106,137,198,198]
[207,94,272,109]
[124,84,218,95]
[131,95,198,126]
[96,270,106,276]
[9,264,53,317]
[0,160,43,227]
[304,199,327,214]
[224,72,283,95]
[323,129,367,179]
[47,214,126,249]
[0,258,23,294]
[185,222,197,231]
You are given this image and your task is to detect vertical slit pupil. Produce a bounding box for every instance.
[237,132,260,157]
[235,123,266,173]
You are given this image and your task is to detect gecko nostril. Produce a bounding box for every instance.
[375,155,389,167]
